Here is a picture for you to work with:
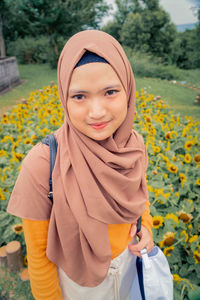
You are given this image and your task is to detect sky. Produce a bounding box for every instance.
[160,0,198,25]
[104,0,198,25]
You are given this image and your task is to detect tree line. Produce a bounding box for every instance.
[0,0,199,69]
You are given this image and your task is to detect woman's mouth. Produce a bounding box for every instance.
[89,122,109,130]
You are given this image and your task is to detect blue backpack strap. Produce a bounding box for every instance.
[136,256,145,300]
[136,216,142,233]
[41,133,58,202]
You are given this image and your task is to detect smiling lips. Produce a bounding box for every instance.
[89,121,109,130]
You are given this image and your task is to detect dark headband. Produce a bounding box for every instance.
[74,51,109,69]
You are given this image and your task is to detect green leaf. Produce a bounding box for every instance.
[188,284,200,300]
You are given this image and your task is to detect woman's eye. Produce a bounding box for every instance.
[72,94,85,100]
[105,90,119,96]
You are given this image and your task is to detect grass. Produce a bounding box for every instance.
[0,267,33,300]
[0,63,199,121]
[135,77,200,121]
[0,64,57,115]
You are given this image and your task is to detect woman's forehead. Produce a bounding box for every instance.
[69,62,123,91]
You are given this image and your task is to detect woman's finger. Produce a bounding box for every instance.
[129,224,137,237]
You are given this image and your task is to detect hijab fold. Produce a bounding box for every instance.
[45,30,148,286]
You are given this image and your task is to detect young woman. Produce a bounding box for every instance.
[7,30,153,300]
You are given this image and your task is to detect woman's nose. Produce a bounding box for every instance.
[88,98,106,119]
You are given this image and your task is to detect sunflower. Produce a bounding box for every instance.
[42,128,50,137]
[173,274,182,284]
[196,179,200,186]
[145,116,152,123]
[50,116,58,125]
[147,185,153,192]
[14,153,24,161]
[194,154,200,164]
[165,213,179,224]
[179,173,186,182]
[31,135,38,140]
[24,138,32,145]
[185,141,193,151]
[140,102,146,108]
[193,250,200,264]
[1,135,14,143]
[159,154,169,164]
[153,146,161,154]
[12,224,23,234]
[182,128,187,137]
[0,150,8,158]
[0,188,5,201]
[163,246,174,256]
[152,216,164,229]
[1,116,9,124]
[188,235,198,244]
[184,153,192,164]
[167,163,178,174]
[180,230,189,242]
[165,141,170,151]
[177,210,193,224]
[164,132,172,140]
[188,224,193,230]
[159,232,175,247]
[179,173,186,187]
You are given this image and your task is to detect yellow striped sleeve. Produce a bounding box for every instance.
[22,218,62,300]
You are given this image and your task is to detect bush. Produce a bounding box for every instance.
[48,36,66,69]
[124,48,182,80]
[7,36,49,64]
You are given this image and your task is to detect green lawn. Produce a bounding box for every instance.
[0,63,199,121]
[135,77,200,121]
[0,64,57,115]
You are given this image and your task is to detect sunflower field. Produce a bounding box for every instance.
[0,85,199,300]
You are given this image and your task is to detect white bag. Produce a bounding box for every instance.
[130,246,173,300]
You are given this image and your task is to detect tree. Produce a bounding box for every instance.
[4,0,109,40]
[102,0,138,40]
[0,0,8,57]
[103,0,176,62]
[3,0,109,66]
[120,0,176,61]
[170,0,200,69]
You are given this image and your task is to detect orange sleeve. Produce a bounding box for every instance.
[22,218,63,300]
[141,199,153,236]
[108,199,153,259]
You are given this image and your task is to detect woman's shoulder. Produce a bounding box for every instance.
[22,141,50,168]
[7,142,52,220]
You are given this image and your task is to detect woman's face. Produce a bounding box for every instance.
[67,62,128,141]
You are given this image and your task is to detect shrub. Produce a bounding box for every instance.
[124,47,183,80]
[7,36,49,64]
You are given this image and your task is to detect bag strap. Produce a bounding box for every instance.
[136,216,142,233]
[41,133,58,202]
[136,256,146,300]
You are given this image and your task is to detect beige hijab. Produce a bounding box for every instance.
[44,30,148,286]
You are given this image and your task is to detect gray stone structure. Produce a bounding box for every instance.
[0,57,20,92]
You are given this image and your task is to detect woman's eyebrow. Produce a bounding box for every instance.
[69,84,122,95]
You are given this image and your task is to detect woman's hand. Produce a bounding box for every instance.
[128,225,154,258]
